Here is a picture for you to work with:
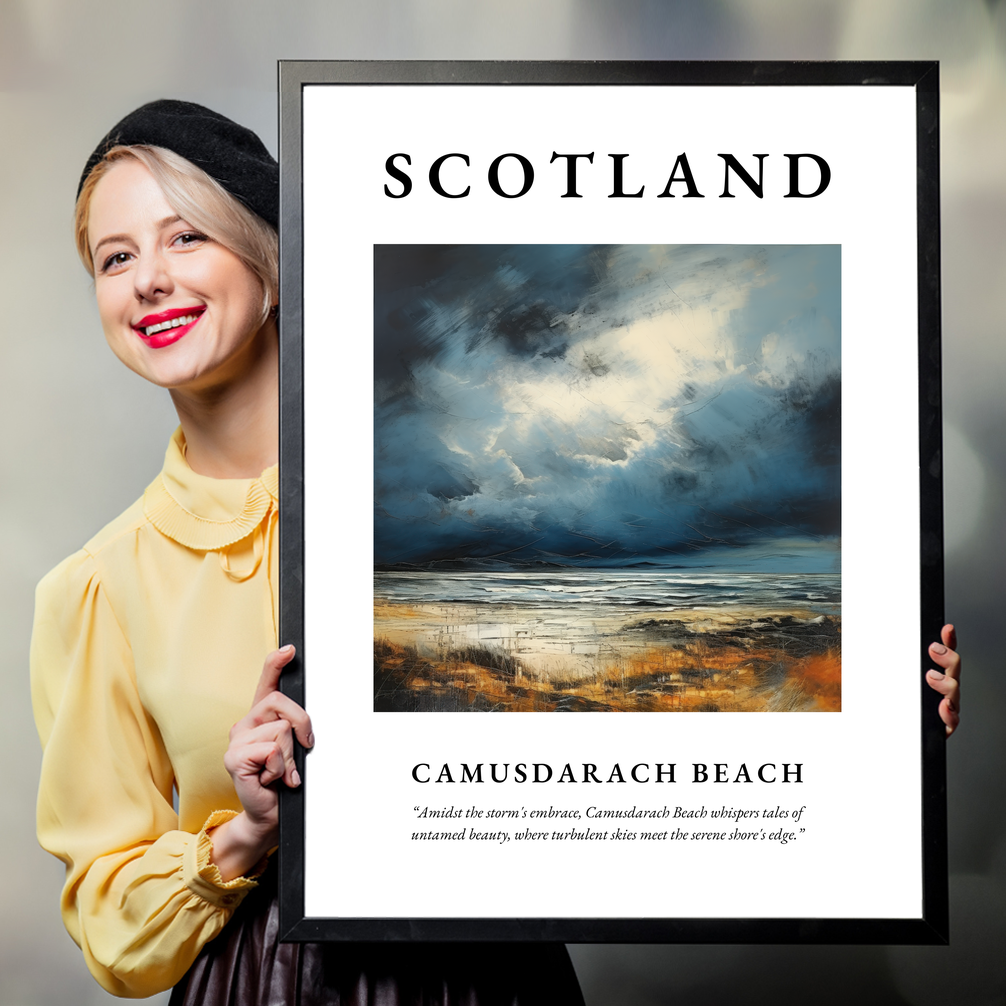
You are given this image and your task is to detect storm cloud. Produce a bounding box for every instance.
[374,244,840,571]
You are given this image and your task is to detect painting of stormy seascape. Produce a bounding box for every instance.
[374,244,840,712]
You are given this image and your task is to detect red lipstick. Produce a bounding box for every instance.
[132,306,205,349]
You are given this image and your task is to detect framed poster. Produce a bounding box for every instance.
[277,61,946,943]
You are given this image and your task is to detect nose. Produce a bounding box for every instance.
[133,247,173,303]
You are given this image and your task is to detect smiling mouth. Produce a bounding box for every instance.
[142,313,199,337]
[134,307,206,338]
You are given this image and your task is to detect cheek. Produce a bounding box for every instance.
[95,286,132,345]
[93,281,149,379]
[222,268,268,334]
[193,252,266,333]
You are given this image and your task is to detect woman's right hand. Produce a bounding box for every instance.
[209,645,314,881]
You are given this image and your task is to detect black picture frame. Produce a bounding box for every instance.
[277,60,945,944]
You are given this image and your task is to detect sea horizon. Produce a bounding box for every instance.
[374,568,841,614]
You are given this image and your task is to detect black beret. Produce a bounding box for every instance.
[78,99,278,228]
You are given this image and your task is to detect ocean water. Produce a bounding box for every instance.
[374,569,841,613]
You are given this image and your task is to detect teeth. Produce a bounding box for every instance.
[143,313,199,337]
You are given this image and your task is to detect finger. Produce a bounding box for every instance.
[926,669,960,705]
[252,644,296,707]
[224,739,287,786]
[928,641,961,681]
[939,697,960,737]
[927,670,961,738]
[235,719,301,788]
[258,742,287,787]
[245,690,314,749]
[941,624,957,652]
[230,700,313,753]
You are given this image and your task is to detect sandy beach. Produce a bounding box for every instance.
[374,597,841,713]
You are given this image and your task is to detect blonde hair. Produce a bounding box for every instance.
[75,145,278,322]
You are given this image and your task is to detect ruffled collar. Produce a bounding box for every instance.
[143,428,278,551]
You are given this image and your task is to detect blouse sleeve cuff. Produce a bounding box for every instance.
[182,810,269,909]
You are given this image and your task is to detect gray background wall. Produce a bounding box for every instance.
[1,2,1003,1003]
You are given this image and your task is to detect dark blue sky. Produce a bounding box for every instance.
[374,244,840,572]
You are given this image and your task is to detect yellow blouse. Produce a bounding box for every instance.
[31,428,279,998]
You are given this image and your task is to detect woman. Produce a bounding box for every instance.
[31,100,586,1003]
[32,99,962,1003]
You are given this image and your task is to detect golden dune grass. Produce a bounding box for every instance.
[373,620,841,713]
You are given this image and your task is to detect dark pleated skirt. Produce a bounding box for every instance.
[169,869,584,1006]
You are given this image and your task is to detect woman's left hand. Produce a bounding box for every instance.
[926,624,961,737]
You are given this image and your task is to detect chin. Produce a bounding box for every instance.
[110,322,271,393]
[121,353,215,391]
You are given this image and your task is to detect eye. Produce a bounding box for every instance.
[100,251,132,274]
[172,230,208,249]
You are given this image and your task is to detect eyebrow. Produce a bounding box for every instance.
[91,215,185,258]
